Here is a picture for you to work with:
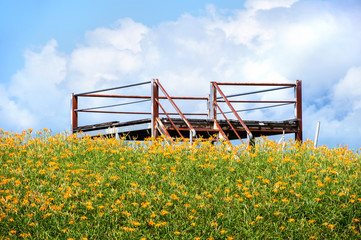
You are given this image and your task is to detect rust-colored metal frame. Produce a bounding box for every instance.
[152,78,198,142]
[210,81,302,142]
[71,79,302,143]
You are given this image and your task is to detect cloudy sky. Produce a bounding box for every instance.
[1,0,361,149]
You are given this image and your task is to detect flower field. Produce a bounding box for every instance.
[1,129,361,239]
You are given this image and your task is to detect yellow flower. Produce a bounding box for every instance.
[122,211,131,217]
[256,215,263,220]
[132,221,141,226]
[141,202,151,208]
[174,231,181,235]
[279,226,286,231]
[289,218,295,222]
[43,213,52,219]
[328,224,335,229]
[171,194,179,200]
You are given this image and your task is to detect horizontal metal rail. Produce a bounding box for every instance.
[162,96,208,100]
[75,99,150,112]
[77,94,207,100]
[74,81,151,96]
[77,94,151,99]
[217,100,296,104]
[76,110,151,115]
[218,103,293,115]
[216,82,296,86]
[160,113,207,116]
[217,86,294,99]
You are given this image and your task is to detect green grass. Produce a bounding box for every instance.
[0,129,361,239]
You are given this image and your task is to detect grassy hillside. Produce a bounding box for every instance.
[0,129,360,239]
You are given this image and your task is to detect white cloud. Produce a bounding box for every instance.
[85,18,149,53]
[303,66,361,149]
[333,66,361,111]
[67,19,148,93]
[245,0,299,11]
[0,85,36,130]
[2,0,361,148]
[6,39,68,130]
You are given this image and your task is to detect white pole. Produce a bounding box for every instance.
[314,121,320,148]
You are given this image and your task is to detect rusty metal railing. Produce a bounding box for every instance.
[209,81,302,143]
[155,98,183,138]
[72,79,302,143]
[72,81,152,132]
[212,82,253,144]
[153,79,200,144]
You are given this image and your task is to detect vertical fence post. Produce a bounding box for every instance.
[71,93,78,133]
[314,121,320,148]
[295,80,303,142]
[210,82,219,142]
[151,79,159,138]
[210,82,217,129]
[211,82,217,121]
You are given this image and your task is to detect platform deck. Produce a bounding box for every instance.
[74,118,300,140]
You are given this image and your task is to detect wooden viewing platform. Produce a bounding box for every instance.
[72,79,302,144]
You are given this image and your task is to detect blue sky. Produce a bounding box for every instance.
[1,0,361,149]
[0,0,242,81]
